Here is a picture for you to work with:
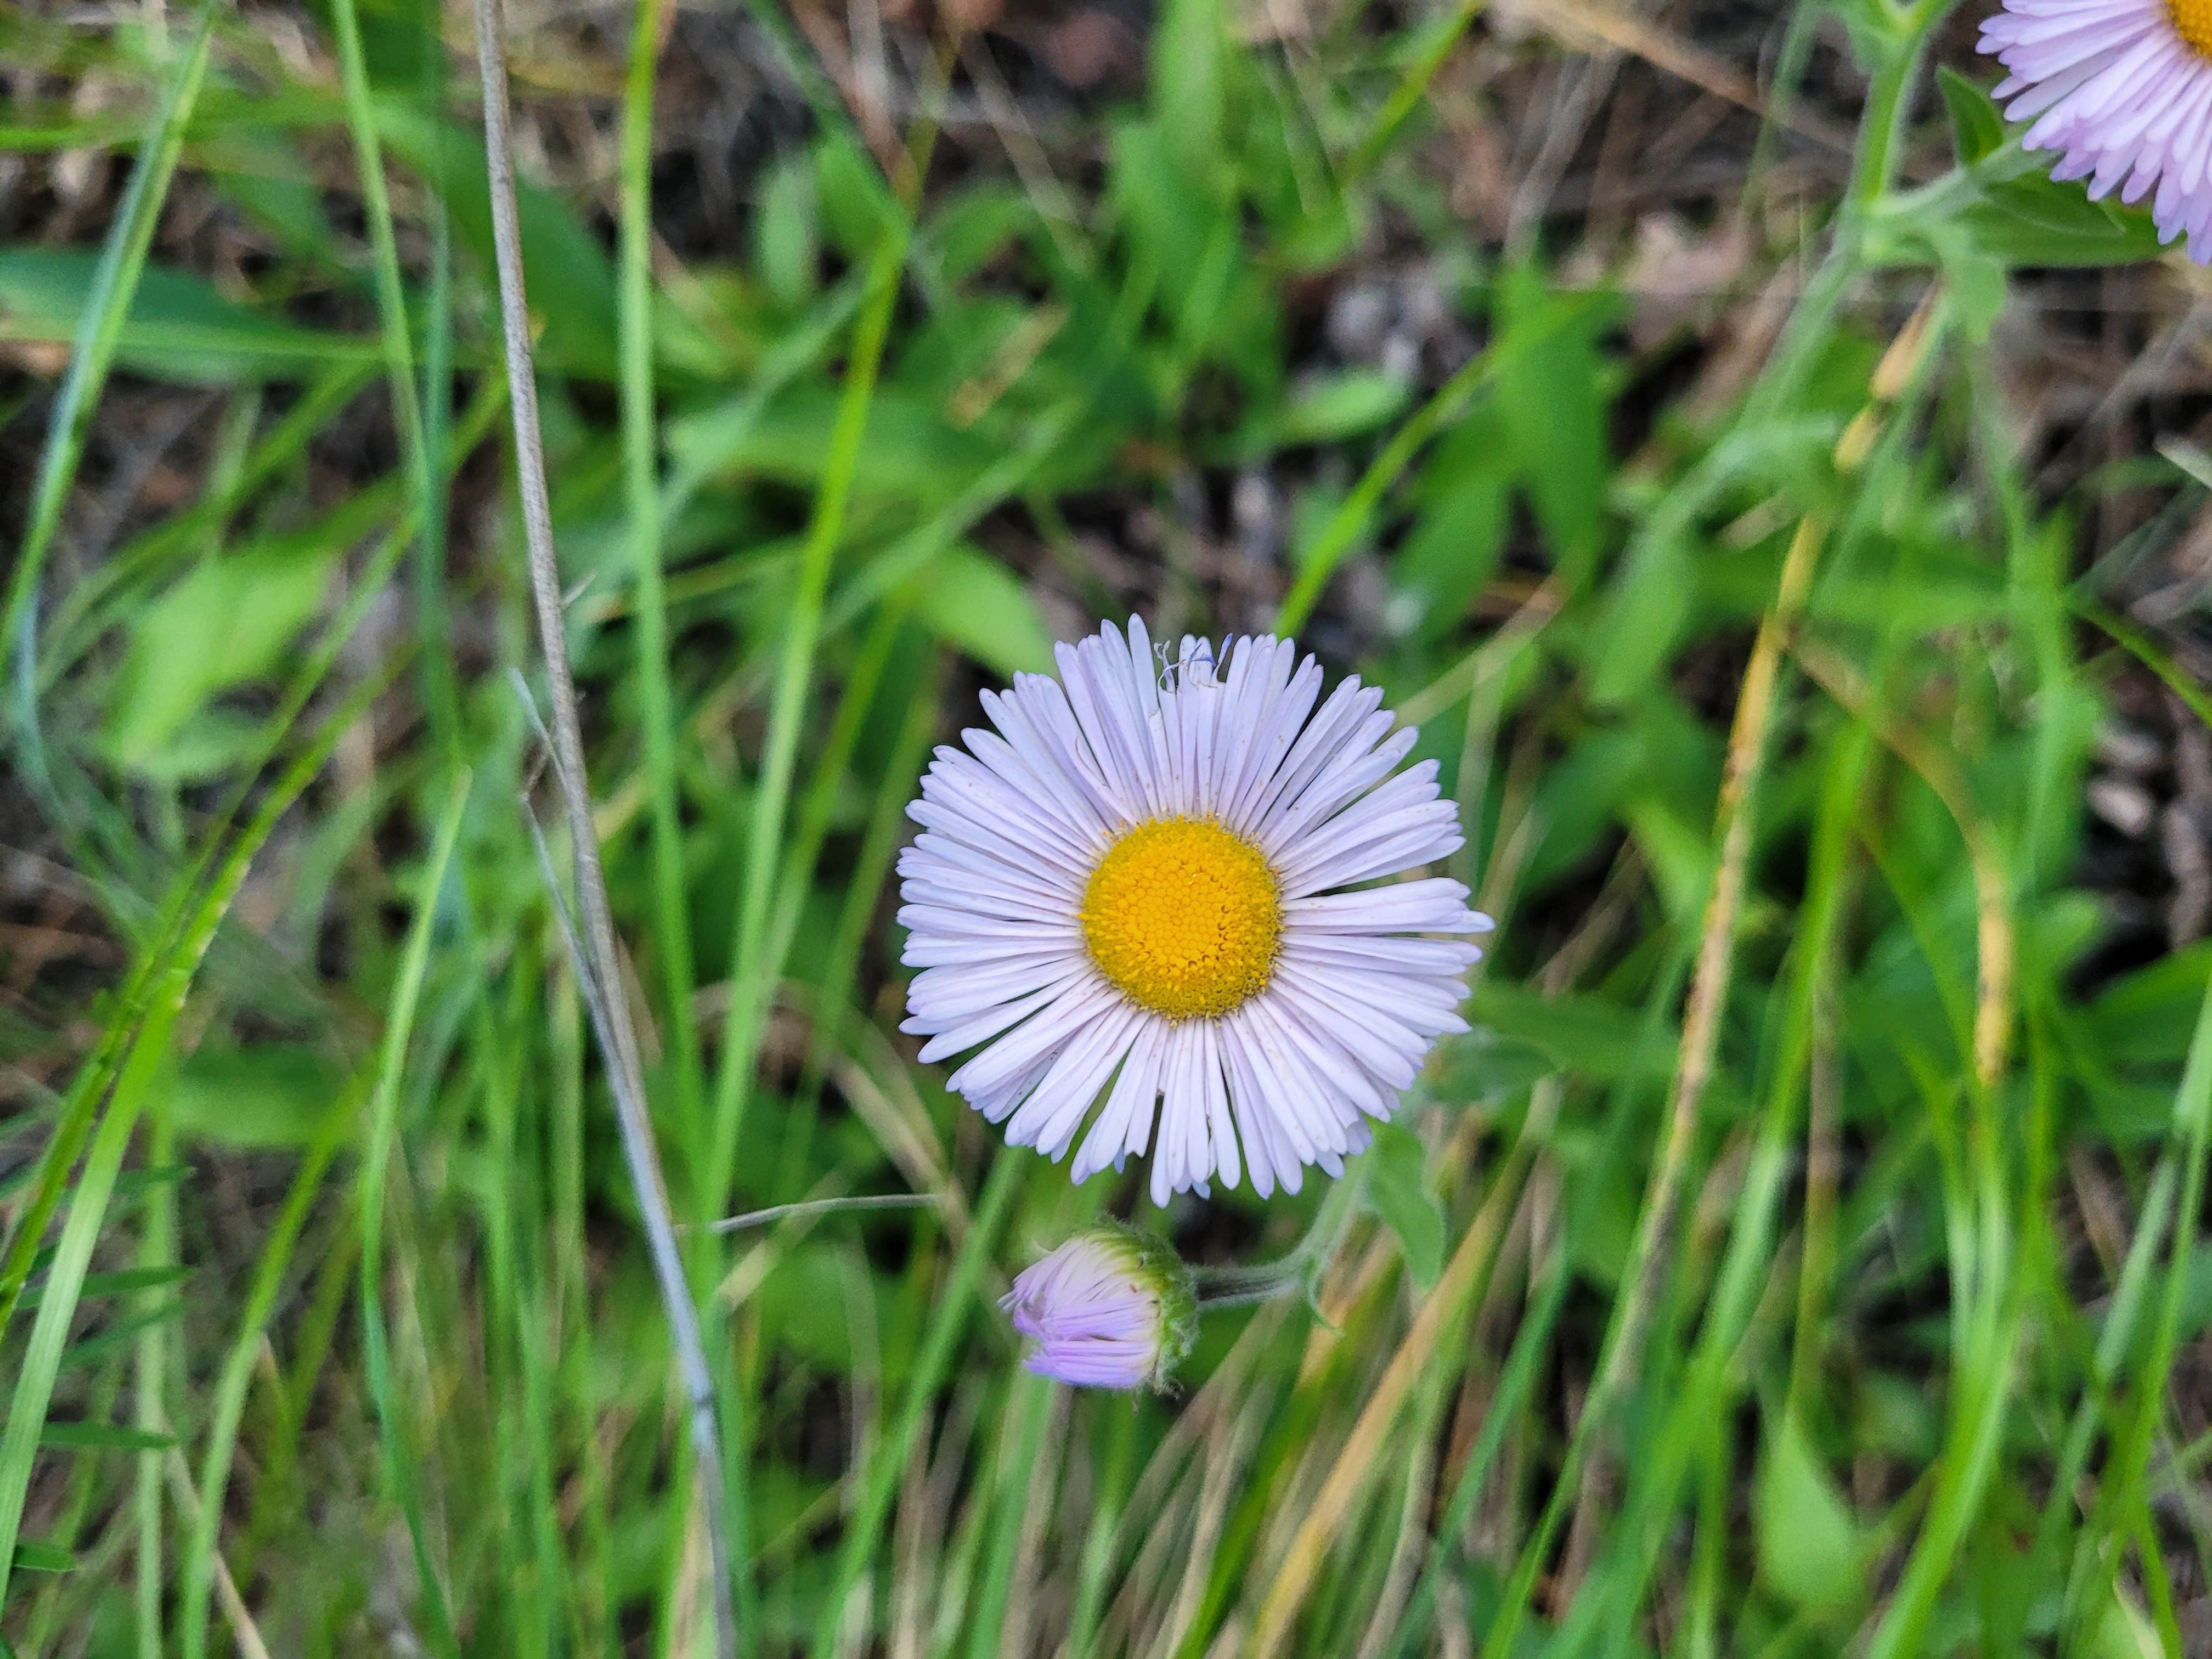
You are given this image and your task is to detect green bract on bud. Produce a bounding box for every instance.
[1000,1223,1197,1393]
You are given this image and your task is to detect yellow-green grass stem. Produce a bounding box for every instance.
[328,0,461,757]
[132,1068,176,1659]
[620,0,709,1143]
[355,771,472,1659]
[708,211,912,1205]
[177,1091,353,1659]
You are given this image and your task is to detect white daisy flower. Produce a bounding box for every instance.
[896,617,1493,1205]
[1979,0,2212,261]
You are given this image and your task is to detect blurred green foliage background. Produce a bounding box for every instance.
[4,0,2212,1653]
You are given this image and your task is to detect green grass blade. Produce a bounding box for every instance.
[356,770,472,1659]
[708,215,909,1200]
[620,0,709,1152]
[811,1151,1024,1654]
[0,661,394,1610]
[133,1029,176,1659]
[328,0,457,757]
[0,0,219,690]
[1272,317,1543,637]
[178,1099,349,1659]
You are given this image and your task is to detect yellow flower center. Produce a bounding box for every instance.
[2173,0,2212,57]
[1080,817,1282,1020]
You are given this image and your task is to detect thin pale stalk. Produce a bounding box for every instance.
[469,0,742,1649]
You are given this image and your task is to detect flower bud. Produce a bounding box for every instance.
[1001,1223,1195,1393]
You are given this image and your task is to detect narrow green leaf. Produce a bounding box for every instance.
[10,1540,75,1573]
[1364,1123,1445,1289]
[15,1266,190,1312]
[1936,66,2004,166]
[907,546,1056,679]
[38,1423,176,1453]
[1753,1410,1863,1613]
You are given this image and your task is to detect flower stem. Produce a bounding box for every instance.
[1190,1167,1365,1308]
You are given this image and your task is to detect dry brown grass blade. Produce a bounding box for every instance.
[1579,287,1943,1398]
[1527,0,1858,159]
[159,1438,272,1659]
[1249,1140,1537,1656]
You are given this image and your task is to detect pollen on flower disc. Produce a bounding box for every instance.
[2174,0,2212,55]
[1080,817,1282,1020]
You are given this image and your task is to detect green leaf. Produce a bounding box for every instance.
[1623,797,1713,929]
[1468,983,1678,1085]
[15,1266,189,1312]
[1936,67,2004,166]
[1586,535,1694,708]
[0,248,375,383]
[1269,370,1412,449]
[105,534,346,770]
[2088,940,2212,1066]
[1153,0,1225,194]
[1934,229,2007,342]
[1393,409,1511,639]
[928,183,1037,287]
[1494,261,1615,574]
[1428,1028,1556,1102]
[38,1421,175,1453]
[1109,118,1232,346]
[1961,175,2167,268]
[1754,1410,1864,1613]
[906,546,1055,679]
[757,155,819,309]
[1363,1122,1444,1289]
[57,1302,185,1371]
[670,383,997,507]
[206,134,342,268]
[815,132,898,262]
[755,1245,863,1372]
[168,1042,351,1150]
[375,107,619,377]
[9,1540,75,1573]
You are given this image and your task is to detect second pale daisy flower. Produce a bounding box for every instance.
[1979,0,2212,262]
[897,617,1492,1204]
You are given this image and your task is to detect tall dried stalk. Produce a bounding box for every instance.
[469,2,737,1652]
